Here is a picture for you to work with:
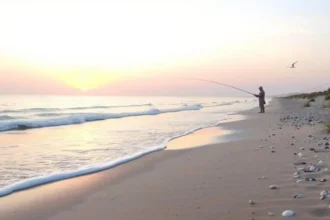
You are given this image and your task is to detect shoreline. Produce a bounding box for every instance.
[0,102,255,198]
[4,97,329,220]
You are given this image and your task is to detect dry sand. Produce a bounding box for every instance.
[1,98,330,220]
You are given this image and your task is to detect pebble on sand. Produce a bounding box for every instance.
[320,191,328,196]
[282,210,295,217]
[293,193,304,199]
[249,200,256,205]
[269,185,278,189]
[268,212,274,216]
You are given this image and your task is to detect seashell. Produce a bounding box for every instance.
[298,152,304,157]
[317,160,324,164]
[269,185,278,189]
[249,200,256,205]
[282,210,295,217]
[293,193,304,199]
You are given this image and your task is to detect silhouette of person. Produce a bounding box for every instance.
[254,86,265,113]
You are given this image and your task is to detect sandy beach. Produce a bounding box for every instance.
[1,97,330,220]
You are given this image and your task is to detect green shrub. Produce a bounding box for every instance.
[325,122,330,133]
[325,94,330,101]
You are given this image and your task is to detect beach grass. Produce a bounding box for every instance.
[286,88,330,100]
[325,121,330,133]
[325,94,330,101]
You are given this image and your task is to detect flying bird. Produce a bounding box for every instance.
[288,61,298,68]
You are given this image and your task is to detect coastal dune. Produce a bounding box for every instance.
[1,98,330,220]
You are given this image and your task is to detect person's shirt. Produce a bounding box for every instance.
[259,90,265,100]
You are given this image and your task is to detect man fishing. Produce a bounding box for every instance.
[254,86,265,113]
[186,79,266,113]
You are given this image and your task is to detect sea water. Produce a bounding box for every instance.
[0,95,260,196]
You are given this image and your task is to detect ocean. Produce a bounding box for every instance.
[0,95,260,196]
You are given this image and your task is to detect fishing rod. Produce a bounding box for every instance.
[185,78,256,96]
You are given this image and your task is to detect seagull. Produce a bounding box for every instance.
[288,61,298,68]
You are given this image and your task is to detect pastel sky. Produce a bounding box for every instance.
[1,0,330,96]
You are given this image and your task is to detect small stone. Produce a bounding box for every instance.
[249,200,256,205]
[268,212,274,216]
[282,210,295,217]
[271,150,275,153]
[269,185,278,189]
[320,190,328,196]
[300,147,305,150]
[305,178,316,181]
[320,179,327,182]
[293,193,304,199]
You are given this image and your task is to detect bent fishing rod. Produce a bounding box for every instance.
[184,78,256,96]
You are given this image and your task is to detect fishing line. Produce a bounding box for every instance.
[184,78,255,96]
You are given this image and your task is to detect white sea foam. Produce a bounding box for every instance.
[0,103,153,114]
[0,117,225,197]
[0,104,203,132]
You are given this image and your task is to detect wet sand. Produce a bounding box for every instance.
[1,98,330,220]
